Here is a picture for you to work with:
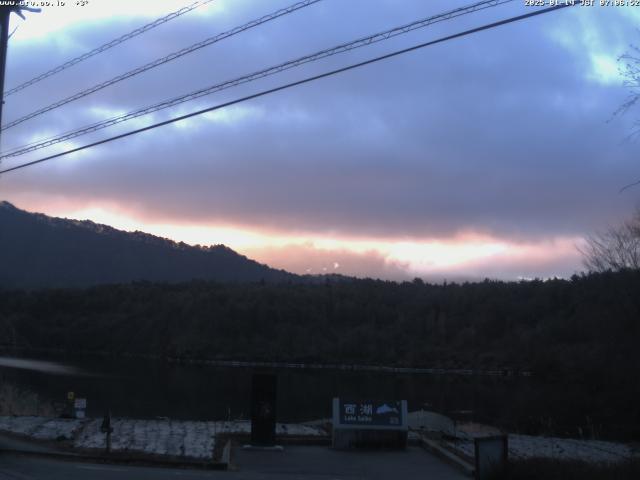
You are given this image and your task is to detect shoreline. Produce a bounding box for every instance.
[0,347,533,377]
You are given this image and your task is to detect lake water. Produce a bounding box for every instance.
[0,355,616,438]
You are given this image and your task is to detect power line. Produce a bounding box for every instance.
[0,0,515,159]
[0,3,576,176]
[3,0,215,97]
[1,0,323,132]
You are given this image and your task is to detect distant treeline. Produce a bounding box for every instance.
[1,270,639,439]
[1,271,638,375]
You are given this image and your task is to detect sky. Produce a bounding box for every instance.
[0,0,639,281]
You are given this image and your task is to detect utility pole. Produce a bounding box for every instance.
[0,5,12,131]
[0,4,39,145]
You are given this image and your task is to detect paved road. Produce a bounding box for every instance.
[0,433,64,454]
[0,446,468,479]
[234,446,468,479]
[0,455,220,480]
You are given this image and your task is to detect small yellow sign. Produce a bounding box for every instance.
[67,391,75,400]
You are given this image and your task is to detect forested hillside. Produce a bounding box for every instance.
[2,271,639,439]
[0,201,293,287]
[1,271,638,378]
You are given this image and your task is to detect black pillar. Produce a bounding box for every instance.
[250,373,277,446]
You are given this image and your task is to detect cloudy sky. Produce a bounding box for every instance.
[0,0,638,281]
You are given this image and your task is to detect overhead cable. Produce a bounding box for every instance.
[0,3,577,175]
[1,0,323,131]
[0,0,514,158]
[4,0,216,97]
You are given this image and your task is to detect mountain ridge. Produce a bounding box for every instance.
[0,201,295,288]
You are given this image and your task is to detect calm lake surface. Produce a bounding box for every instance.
[0,355,599,437]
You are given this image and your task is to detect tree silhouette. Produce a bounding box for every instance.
[581,210,640,272]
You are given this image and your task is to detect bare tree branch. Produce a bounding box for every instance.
[580,210,640,272]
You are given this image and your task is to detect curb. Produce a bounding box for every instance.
[419,436,475,477]
[0,447,228,470]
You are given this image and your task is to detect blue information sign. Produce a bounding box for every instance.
[338,400,403,427]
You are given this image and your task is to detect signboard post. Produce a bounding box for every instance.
[100,410,114,454]
[62,391,75,418]
[332,398,408,449]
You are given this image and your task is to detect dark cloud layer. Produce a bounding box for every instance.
[1,1,639,254]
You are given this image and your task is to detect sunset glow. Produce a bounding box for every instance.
[40,205,581,280]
